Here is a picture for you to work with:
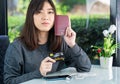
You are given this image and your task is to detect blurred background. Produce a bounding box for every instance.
[7,0,110,64]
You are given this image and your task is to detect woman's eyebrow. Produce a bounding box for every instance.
[41,8,54,10]
[47,8,54,11]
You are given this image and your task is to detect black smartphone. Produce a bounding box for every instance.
[44,75,71,80]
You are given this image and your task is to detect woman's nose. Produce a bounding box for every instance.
[42,17,48,20]
[42,14,48,20]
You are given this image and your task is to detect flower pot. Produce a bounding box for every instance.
[100,56,113,68]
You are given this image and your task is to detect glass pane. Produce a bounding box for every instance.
[7,0,110,64]
[7,0,29,42]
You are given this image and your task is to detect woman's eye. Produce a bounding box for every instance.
[35,11,41,14]
[48,11,54,14]
[38,11,42,13]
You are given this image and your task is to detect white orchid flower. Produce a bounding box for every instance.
[108,25,116,34]
[103,30,109,37]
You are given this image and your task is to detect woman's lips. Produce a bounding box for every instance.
[41,22,49,26]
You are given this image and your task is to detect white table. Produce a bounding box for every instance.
[21,65,120,84]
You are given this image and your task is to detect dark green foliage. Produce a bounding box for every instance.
[71,17,110,62]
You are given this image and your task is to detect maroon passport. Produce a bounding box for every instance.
[54,15,69,36]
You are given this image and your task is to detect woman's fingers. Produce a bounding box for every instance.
[65,17,75,37]
[64,22,76,48]
[44,62,53,72]
[65,27,75,37]
[43,57,56,63]
[40,57,56,76]
[68,18,71,28]
[65,27,71,37]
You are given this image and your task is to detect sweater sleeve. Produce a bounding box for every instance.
[4,43,43,84]
[62,40,91,72]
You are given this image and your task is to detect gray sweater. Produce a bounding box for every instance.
[4,39,91,84]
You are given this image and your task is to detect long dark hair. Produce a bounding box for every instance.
[19,0,62,52]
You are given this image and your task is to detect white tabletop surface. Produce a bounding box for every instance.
[21,65,120,84]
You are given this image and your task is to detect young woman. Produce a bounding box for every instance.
[4,0,91,83]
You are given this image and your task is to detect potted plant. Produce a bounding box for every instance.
[92,25,119,68]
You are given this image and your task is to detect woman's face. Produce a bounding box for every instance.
[33,1,55,32]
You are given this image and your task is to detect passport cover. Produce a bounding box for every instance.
[54,15,69,36]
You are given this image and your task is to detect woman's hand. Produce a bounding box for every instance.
[64,19,76,48]
[39,57,56,76]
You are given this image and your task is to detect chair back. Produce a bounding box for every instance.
[0,35,9,84]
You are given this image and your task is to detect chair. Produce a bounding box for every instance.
[0,35,10,84]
